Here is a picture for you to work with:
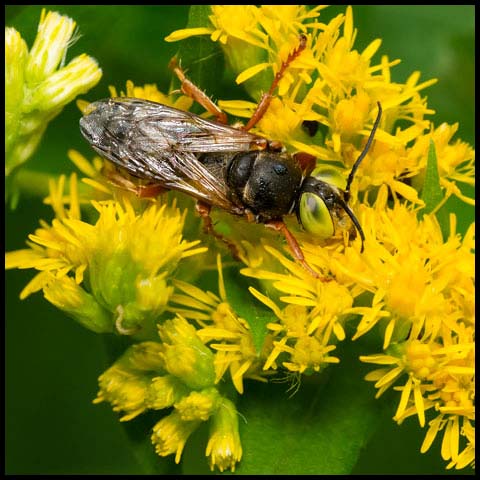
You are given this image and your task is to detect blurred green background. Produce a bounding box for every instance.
[5,5,474,475]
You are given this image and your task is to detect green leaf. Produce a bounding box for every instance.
[419,139,449,238]
[234,341,382,474]
[176,6,225,98]
[173,6,271,106]
[420,140,443,213]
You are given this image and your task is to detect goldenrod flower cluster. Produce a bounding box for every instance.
[95,317,242,472]
[6,6,474,473]
[5,9,102,206]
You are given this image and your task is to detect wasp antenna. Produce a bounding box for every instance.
[345,101,382,196]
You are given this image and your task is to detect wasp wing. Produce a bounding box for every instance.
[129,98,264,153]
[79,97,263,211]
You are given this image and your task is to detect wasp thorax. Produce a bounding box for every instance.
[226,151,303,220]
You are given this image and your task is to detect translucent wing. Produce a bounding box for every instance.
[79,97,263,211]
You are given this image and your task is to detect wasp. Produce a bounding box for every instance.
[79,36,382,278]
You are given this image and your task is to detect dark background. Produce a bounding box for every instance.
[5,5,474,474]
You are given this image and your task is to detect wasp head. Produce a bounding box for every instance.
[296,170,365,252]
[295,102,382,252]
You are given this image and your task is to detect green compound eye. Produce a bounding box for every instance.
[298,166,348,238]
[299,192,334,238]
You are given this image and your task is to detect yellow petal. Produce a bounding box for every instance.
[164,27,213,42]
[68,149,97,177]
[361,38,382,60]
[235,63,270,85]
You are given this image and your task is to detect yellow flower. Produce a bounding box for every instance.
[153,317,243,469]
[360,322,474,468]
[167,6,324,100]
[169,255,267,393]
[5,9,101,188]
[94,342,166,421]
[158,315,216,389]
[147,375,188,410]
[6,173,207,334]
[95,315,243,470]
[5,173,89,299]
[165,6,262,46]
[95,364,152,422]
[108,79,194,111]
[446,417,475,470]
[175,388,221,421]
[43,274,112,332]
[151,411,201,464]
[286,186,472,349]
[242,256,353,373]
[206,397,243,472]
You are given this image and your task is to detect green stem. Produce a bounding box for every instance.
[9,168,94,201]
[13,169,55,198]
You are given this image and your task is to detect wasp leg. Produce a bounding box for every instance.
[135,184,168,198]
[102,163,167,198]
[169,58,228,124]
[196,201,241,260]
[114,180,166,198]
[265,219,324,279]
[243,35,307,132]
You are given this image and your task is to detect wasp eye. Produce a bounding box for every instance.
[299,192,334,238]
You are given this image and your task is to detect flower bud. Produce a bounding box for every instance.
[175,387,221,421]
[5,9,101,184]
[147,375,188,410]
[123,342,165,371]
[42,275,112,333]
[206,397,243,472]
[151,411,201,464]
[27,54,102,112]
[5,27,28,148]
[95,364,151,422]
[25,9,77,83]
[159,316,216,389]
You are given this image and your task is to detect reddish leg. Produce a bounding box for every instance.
[265,219,323,279]
[102,163,167,197]
[135,184,167,198]
[243,35,307,132]
[196,201,241,260]
[169,58,228,124]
